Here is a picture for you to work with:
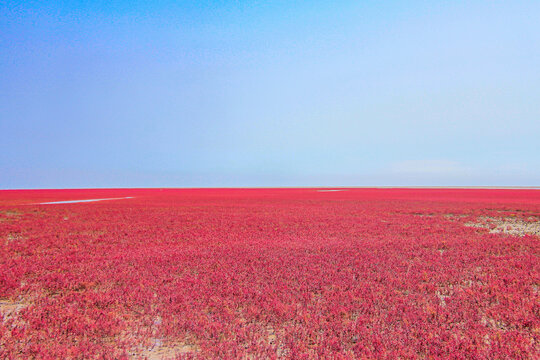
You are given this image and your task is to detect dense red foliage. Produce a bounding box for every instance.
[1,188,539,359]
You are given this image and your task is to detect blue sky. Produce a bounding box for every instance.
[1,1,539,188]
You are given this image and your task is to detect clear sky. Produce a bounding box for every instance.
[1,1,539,188]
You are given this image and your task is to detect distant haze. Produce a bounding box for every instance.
[1,1,539,188]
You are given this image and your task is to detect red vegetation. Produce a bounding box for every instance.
[1,188,539,359]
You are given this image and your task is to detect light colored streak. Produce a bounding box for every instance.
[37,197,134,204]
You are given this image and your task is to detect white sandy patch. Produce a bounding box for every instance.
[37,197,134,205]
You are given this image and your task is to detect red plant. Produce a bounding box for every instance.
[0,188,539,359]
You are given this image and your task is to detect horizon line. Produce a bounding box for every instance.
[1,186,539,191]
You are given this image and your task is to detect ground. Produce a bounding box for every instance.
[0,188,539,359]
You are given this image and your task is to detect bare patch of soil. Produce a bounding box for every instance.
[443,213,468,219]
[0,210,22,222]
[69,229,107,237]
[4,233,25,245]
[0,298,28,324]
[410,212,435,217]
[464,216,540,237]
[122,315,200,359]
[136,339,199,360]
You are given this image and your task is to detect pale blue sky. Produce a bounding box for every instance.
[1,1,539,188]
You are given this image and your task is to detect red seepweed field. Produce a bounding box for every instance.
[0,188,539,359]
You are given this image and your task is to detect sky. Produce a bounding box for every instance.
[1,0,539,188]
